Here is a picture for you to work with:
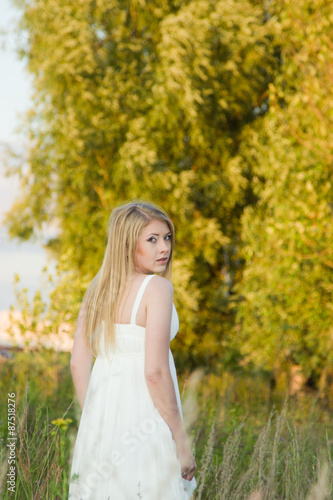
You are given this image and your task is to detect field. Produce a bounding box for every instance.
[0,350,332,499]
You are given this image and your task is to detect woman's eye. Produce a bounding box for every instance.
[148,237,156,242]
[164,234,171,240]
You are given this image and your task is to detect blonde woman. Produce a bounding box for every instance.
[69,201,197,499]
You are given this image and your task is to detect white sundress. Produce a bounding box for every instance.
[68,274,197,499]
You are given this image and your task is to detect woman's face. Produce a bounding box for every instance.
[134,219,172,274]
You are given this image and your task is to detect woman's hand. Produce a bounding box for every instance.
[176,440,197,481]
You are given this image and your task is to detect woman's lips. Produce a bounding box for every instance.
[157,257,168,263]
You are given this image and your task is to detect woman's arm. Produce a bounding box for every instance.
[144,276,196,481]
[70,304,94,410]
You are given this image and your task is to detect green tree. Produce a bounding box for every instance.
[237,0,333,384]
[5,0,275,368]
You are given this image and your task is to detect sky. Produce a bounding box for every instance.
[0,0,53,312]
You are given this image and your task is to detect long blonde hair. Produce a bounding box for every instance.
[82,200,175,356]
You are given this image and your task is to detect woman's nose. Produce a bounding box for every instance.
[159,239,169,252]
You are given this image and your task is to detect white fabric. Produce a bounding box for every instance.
[130,273,154,325]
[69,275,196,499]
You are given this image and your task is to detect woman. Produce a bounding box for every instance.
[69,200,197,499]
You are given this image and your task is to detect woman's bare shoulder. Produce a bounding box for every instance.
[146,275,173,297]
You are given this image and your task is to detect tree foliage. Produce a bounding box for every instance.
[237,0,333,382]
[5,0,275,369]
[7,0,333,383]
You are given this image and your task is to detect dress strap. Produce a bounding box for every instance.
[130,275,156,326]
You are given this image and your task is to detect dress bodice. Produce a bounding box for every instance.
[98,275,179,359]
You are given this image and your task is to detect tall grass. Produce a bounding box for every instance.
[0,392,73,499]
[1,359,333,499]
[195,404,333,499]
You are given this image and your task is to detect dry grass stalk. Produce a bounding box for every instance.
[233,412,273,497]
[264,403,287,498]
[306,462,330,500]
[217,419,246,499]
[0,454,9,491]
[182,369,202,433]
[196,420,216,500]
[16,400,32,488]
